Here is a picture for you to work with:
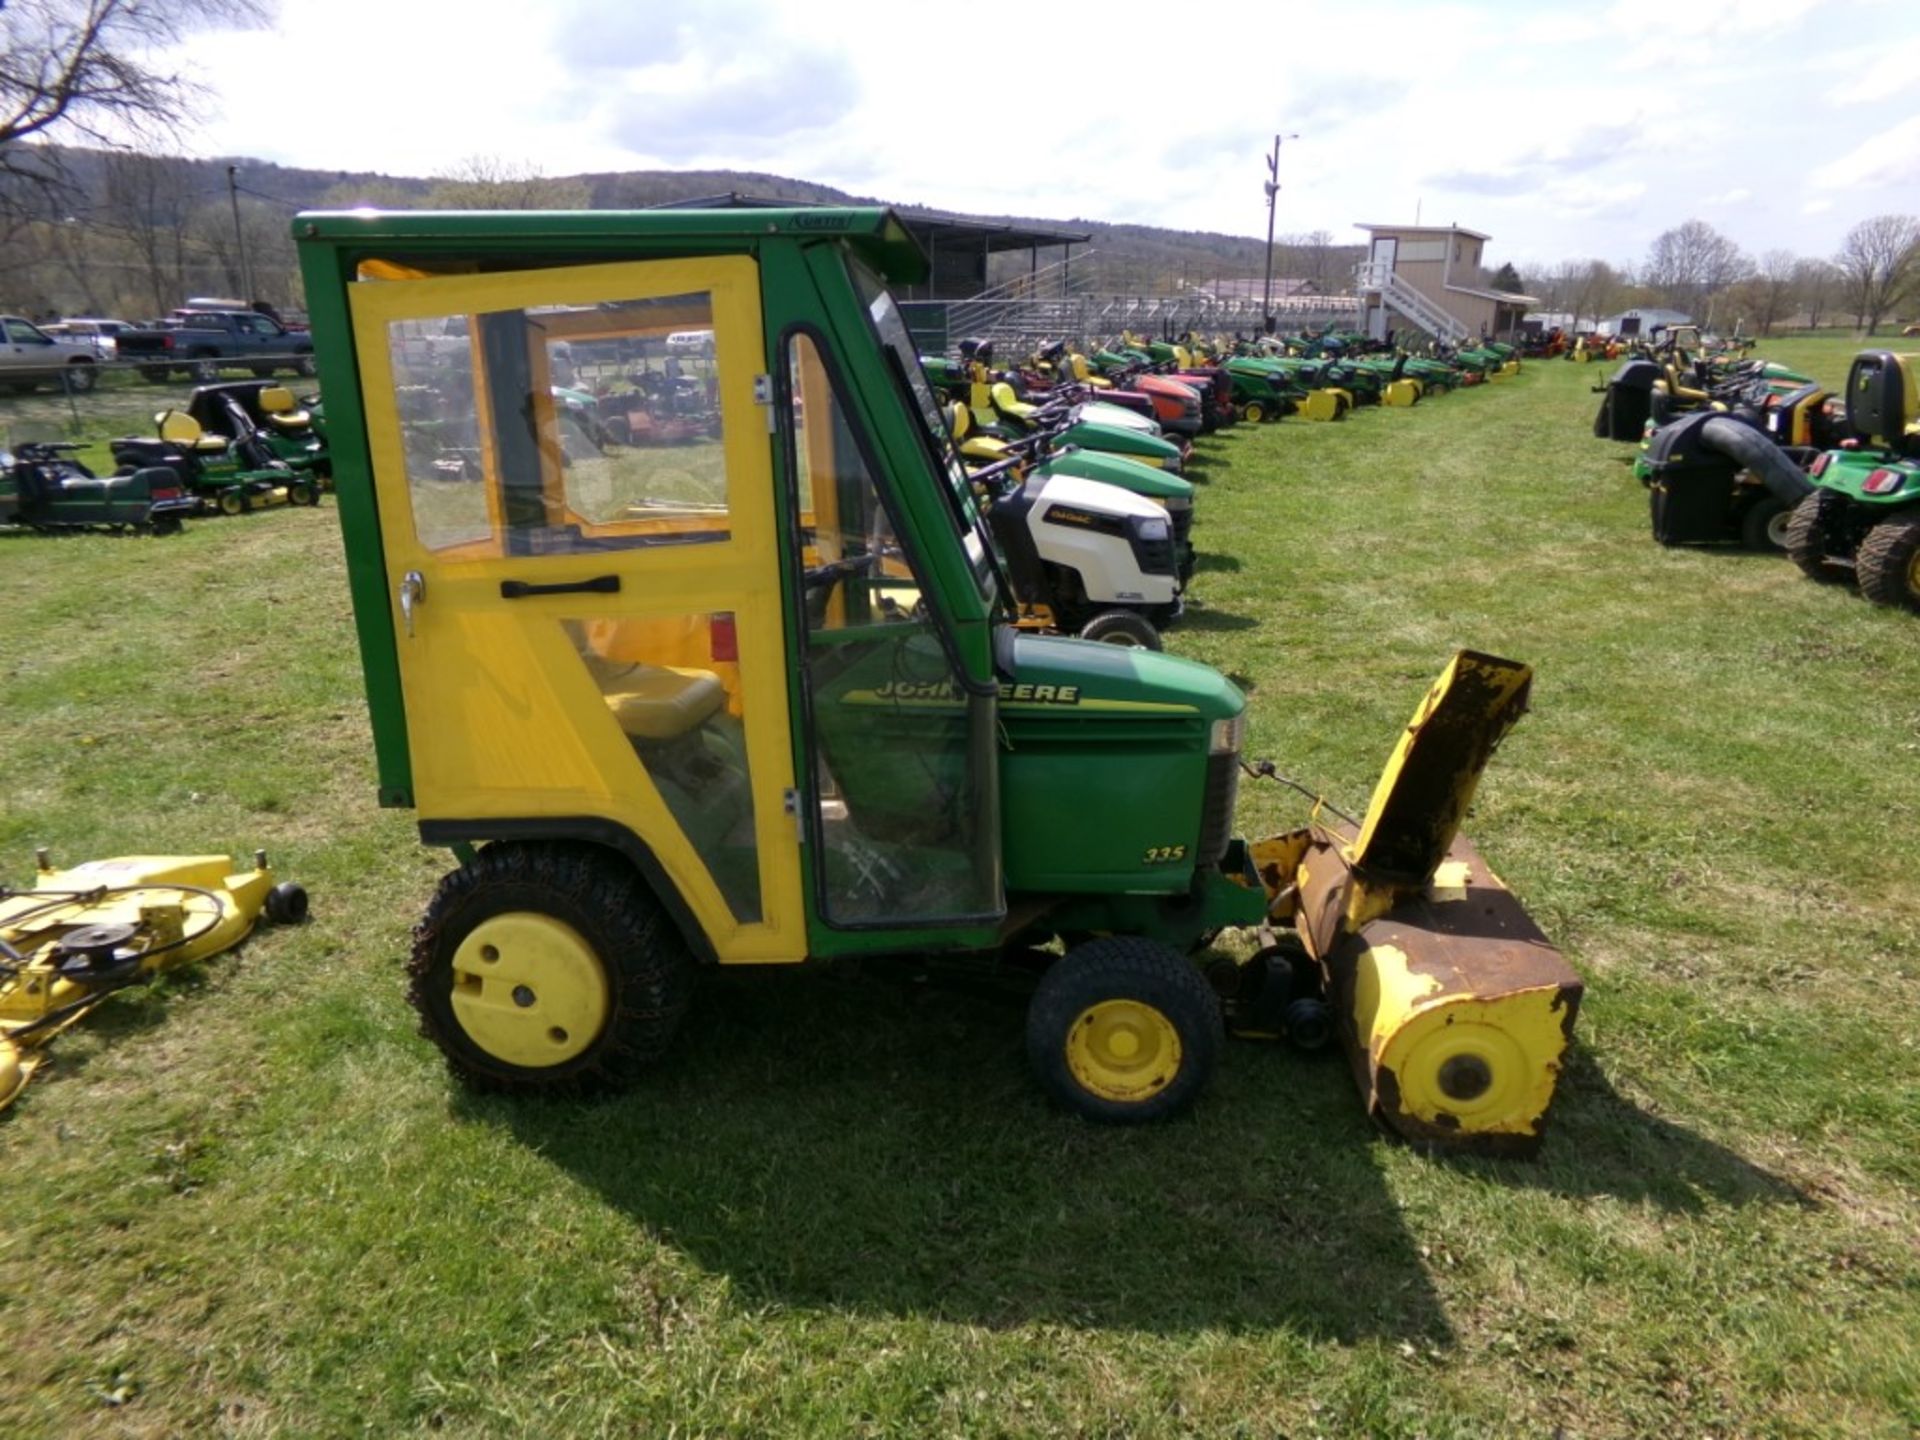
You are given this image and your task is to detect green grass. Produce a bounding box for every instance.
[2,336,1917,1437]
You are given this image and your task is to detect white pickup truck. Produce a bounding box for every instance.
[1,316,102,393]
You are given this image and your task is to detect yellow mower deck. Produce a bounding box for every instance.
[0,853,302,1111]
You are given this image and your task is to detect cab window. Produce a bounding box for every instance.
[383,292,732,558]
[785,330,1001,926]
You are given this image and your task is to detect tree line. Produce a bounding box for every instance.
[1521,216,1920,336]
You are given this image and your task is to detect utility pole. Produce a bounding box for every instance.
[227,164,256,302]
[1261,131,1300,335]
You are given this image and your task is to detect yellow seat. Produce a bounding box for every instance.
[989,381,1038,420]
[156,410,230,453]
[582,655,725,741]
[258,386,312,430]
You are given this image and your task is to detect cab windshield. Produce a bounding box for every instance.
[848,257,1005,612]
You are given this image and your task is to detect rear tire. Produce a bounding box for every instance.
[287,478,318,507]
[1857,517,1920,611]
[64,361,97,393]
[1027,936,1221,1124]
[1077,609,1163,649]
[1785,490,1852,584]
[408,841,695,1093]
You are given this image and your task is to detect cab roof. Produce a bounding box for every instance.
[292,206,929,284]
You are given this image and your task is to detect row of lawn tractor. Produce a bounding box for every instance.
[0,381,331,536]
[1593,331,1920,612]
[915,332,1527,650]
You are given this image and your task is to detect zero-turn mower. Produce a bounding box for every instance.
[293,205,1582,1152]
[1,851,307,1111]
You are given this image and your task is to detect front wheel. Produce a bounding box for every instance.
[1739,495,1792,552]
[287,478,318,507]
[407,841,694,1093]
[1857,516,1920,610]
[1785,490,1852,584]
[1026,936,1222,1124]
[217,489,245,517]
[1241,400,1266,424]
[1077,609,1163,649]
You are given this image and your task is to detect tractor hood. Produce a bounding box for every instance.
[1036,449,1192,502]
[1000,631,1242,723]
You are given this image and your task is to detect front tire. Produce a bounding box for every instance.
[1077,609,1163,649]
[1857,516,1920,611]
[1785,489,1852,584]
[217,489,245,517]
[1026,936,1221,1124]
[408,841,694,1093]
[1739,495,1792,552]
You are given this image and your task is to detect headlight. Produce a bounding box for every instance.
[1135,516,1170,541]
[1209,714,1245,756]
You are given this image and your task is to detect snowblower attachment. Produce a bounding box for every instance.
[1254,652,1582,1155]
[0,852,307,1112]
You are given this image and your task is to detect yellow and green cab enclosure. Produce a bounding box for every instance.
[294,206,1582,1146]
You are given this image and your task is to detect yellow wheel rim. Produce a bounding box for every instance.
[1064,999,1182,1104]
[1906,547,1920,595]
[1398,1022,1530,1127]
[1244,402,1264,423]
[448,913,610,1067]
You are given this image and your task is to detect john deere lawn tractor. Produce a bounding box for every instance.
[293,205,1581,1152]
[1787,350,1920,609]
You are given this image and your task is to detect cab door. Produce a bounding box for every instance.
[348,257,806,963]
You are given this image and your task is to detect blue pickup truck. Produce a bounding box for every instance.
[116,309,316,382]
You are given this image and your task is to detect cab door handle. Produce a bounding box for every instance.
[398,570,425,637]
[499,575,621,599]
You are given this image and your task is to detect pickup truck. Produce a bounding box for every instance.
[0,315,102,392]
[116,309,316,382]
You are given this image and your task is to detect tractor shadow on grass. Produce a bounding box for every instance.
[1435,1047,1813,1213]
[481,964,1454,1343]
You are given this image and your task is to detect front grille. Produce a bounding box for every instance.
[1196,750,1240,865]
[1169,503,1193,550]
[1130,533,1176,576]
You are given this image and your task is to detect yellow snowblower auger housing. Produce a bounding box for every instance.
[0,851,308,1112]
[1247,653,1582,1154]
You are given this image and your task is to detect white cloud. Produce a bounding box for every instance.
[1811,113,1920,191]
[134,0,1920,265]
[1802,199,1835,215]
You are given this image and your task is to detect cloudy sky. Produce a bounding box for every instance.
[169,0,1917,271]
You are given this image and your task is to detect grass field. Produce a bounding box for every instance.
[2,337,1916,1438]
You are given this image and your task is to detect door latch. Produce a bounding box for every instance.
[398,570,426,637]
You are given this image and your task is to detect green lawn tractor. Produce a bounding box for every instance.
[2,432,195,535]
[1225,354,1349,422]
[184,380,332,483]
[111,407,321,515]
[1787,350,1920,610]
[293,204,1582,1153]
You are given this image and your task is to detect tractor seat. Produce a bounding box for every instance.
[1846,351,1920,455]
[583,655,726,741]
[156,410,230,453]
[258,386,312,430]
[989,381,1039,420]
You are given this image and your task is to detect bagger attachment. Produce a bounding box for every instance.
[1248,652,1582,1155]
[0,851,308,1112]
